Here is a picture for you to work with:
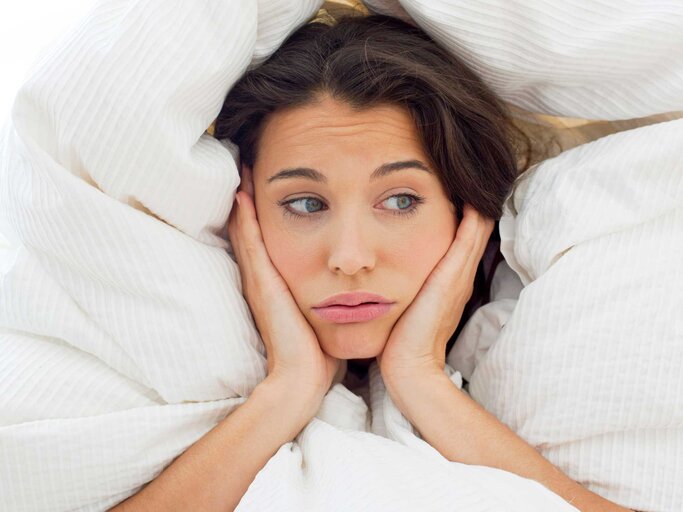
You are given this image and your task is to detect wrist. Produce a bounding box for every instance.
[382,364,446,394]
[383,368,451,419]
[255,374,326,425]
[379,354,445,385]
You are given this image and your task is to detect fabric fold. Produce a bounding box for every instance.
[363,0,683,119]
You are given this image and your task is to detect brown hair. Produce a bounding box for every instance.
[215,13,526,220]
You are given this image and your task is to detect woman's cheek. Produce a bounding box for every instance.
[395,223,452,288]
[263,227,318,298]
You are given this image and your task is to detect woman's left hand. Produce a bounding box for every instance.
[378,204,494,382]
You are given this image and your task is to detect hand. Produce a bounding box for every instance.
[227,165,341,398]
[378,204,494,382]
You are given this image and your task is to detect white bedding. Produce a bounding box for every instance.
[0,1,573,510]
[0,0,680,510]
[365,0,683,120]
[449,119,683,512]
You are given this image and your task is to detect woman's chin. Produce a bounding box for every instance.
[323,344,381,360]
[316,324,388,360]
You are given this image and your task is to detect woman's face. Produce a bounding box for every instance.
[251,95,458,360]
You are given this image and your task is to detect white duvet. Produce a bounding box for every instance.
[0,1,681,511]
[449,119,683,511]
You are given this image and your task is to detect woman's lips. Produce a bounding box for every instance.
[312,302,393,323]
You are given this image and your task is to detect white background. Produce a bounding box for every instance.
[0,1,95,123]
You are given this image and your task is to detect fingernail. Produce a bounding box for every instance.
[235,193,241,206]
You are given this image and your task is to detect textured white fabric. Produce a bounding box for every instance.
[449,120,683,512]
[447,262,520,382]
[241,362,573,512]
[0,1,576,510]
[364,0,683,120]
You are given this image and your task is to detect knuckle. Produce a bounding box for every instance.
[242,242,259,259]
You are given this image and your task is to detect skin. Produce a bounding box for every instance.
[251,94,457,361]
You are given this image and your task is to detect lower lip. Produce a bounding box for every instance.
[312,303,393,323]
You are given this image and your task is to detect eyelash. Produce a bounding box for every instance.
[277,193,425,220]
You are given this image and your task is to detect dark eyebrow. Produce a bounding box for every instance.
[371,160,433,180]
[266,159,434,185]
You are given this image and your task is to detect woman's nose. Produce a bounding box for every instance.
[327,218,376,275]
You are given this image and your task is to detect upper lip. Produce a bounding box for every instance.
[313,292,393,308]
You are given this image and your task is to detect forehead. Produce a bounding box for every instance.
[256,95,429,170]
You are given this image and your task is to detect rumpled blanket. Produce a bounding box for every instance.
[2,0,682,511]
[0,1,575,510]
[449,117,683,512]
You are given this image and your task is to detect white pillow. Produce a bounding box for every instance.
[364,0,683,120]
[453,119,683,512]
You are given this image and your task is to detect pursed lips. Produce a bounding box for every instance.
[313,291,393,309]
[311,295,394,323]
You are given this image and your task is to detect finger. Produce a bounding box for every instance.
[227,194,243,262]
[229,190,283,298]
[228,166,255,256]
[456,204,494,254]
[230,191,260,261]
[241,164,255,199]
[226,187,242,256]
[228,163,246,230]
[459,203,491,236]
[430,205,493,283]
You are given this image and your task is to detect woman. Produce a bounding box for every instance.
[113,14,633,512]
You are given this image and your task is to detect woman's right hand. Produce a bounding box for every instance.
[227,164,341,402]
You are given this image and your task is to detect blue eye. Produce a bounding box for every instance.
[285,197,325,215]
[383,195,415,211]
[278,193,424,220]
[380,193,425,217]
[278,197,323,217]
